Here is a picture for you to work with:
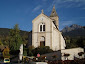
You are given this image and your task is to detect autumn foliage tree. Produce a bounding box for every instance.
[3,46,10,58]
[0,40,3,45]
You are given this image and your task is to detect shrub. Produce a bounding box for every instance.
[10,50,20,55]
[52,54,57,60]
[32,46,53,56]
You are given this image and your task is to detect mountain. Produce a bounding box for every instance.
[61,24,85,37]
[61,24,82,33]
[62,28,85,37]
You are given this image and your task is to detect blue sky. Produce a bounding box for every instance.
[0,0,85,31]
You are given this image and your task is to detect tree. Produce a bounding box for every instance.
[27,46,34,56]
[3,46,10,58]
[0,40,3,45]
[22,33,29,46]
[77,37,85,47]
[9,24,23,51]
[3,36,9,46]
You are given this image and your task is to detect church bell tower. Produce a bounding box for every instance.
[50,6,59,29]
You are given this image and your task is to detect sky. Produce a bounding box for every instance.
[0,0,85,31]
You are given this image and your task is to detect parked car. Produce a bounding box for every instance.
[4,58,10,63]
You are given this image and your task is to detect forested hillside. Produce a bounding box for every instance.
[61,24,85,49]
[0,28,30,47]
[0,28,29,36]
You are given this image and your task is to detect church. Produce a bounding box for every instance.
[32,6,66,51]
[28,6,84,60]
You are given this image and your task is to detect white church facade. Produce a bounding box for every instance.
[32,6,66,51]
[26,6,84,60]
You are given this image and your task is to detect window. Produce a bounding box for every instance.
[39,23,45,32]
[43,25,45,31]
[40,25,42,31]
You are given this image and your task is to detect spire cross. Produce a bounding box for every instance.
[53,5,55,9]
[41,9,44,13]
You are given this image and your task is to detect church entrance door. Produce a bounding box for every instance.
[40,36,45,47]
[40,41,45,47]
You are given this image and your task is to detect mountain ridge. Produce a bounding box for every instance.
[61,24,83,33]
[61,24,85,37]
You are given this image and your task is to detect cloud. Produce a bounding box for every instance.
[47,0,85,12]
[59,20,75,30]
[33,5,41,12]
[79,17,85,19]
[82,8,85,10]
[61,21,74,26]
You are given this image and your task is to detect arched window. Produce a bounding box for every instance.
[40,25,42,31]
[39,23,45,32]
[43,25,45,31]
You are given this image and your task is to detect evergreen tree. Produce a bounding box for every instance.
[9,24,23,50]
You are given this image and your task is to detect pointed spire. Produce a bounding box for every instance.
[50,6,58,17]
[41,9,44,14]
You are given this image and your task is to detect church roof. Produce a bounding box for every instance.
[50,6,58,17]
[32,12,53,23]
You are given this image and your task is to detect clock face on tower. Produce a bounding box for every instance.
[41,17,43,21]
[41,18,43,21]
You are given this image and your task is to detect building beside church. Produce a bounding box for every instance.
[32,6,66,51]
[41,47,84,60]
